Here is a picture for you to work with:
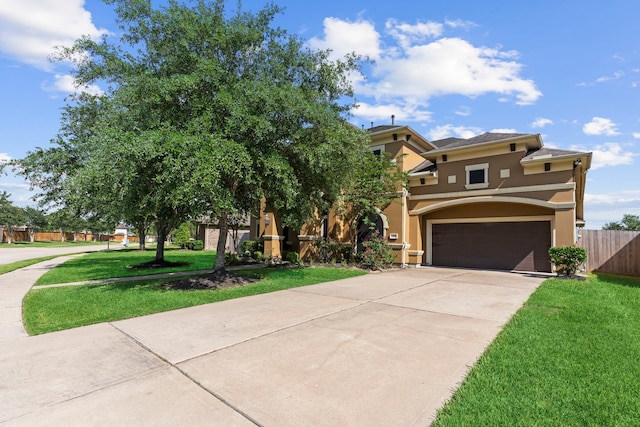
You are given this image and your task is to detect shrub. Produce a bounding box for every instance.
[224,252,239,265]
[253,251,264,262]
[190,240,204,251]
[549,246,587,277]
[286,251,300,265]
[357,231,395,270]
[174,223,191,248]
[313,238,340,263]
[339,244,353,262]
[240,240,263,255]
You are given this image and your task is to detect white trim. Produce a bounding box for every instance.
[262,235,285,241]
[410,195,575,216]
[465,162,489,189]
[297,235,321,241]
[424,215,556,265]
[409,182,576,201]
[389,243,410,250]
[370,144,385,154]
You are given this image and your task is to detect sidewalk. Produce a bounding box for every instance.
[0,265,543,425]
[0,255,87,342]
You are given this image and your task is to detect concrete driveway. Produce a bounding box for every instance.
[0,267,543,426]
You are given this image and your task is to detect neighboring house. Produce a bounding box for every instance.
[251,125,592,273]
[196,217,250,251]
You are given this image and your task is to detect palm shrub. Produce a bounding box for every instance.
[548,246,587,277]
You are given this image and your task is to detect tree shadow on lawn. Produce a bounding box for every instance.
[592,273,640,288]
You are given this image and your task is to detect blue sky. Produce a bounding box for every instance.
[1,0,639,229]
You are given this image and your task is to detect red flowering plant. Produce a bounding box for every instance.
[357,231,395,270]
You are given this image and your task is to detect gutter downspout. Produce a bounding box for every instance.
[401,187,408,267]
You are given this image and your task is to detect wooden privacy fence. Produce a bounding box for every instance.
[1,230,133,243]
[578,229,640,276]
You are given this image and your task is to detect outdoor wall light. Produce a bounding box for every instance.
[264,214,271,226]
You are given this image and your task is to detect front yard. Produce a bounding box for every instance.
[23,266,366,334]
[433,273,640,426]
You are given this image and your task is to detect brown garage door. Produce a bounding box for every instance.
[432,221,552,272]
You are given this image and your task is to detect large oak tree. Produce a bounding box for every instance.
[19,0,377,271]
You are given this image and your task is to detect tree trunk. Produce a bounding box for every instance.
[60,228,65,242]
[135,221,147,251]
[7,226,13,244]
[214,213,229,272]
[29,229,35,243]
[155,220,169,262]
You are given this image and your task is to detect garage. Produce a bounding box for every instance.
[431,221,552,272]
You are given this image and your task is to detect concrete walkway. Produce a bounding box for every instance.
[0,263,544,426]
[0,244,112,265]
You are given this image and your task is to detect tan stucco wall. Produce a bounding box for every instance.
[410,152,575,197]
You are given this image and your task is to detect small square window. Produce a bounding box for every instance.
[465,163,489,189]
[469,169,485,184]
[373,149,381,156]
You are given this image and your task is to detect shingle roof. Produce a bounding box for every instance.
[429,132,532,152]
[410,159,437,174]
[367,125,403,133]
[522,147,586,161]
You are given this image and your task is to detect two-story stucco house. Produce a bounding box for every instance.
[252,124,592,273]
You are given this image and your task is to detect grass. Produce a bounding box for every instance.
[432,273,640,427]
[0,256,60,275]
[34,249,217,285]
[23,267,367,335]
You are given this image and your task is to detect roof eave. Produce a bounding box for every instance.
[422,133,541,159]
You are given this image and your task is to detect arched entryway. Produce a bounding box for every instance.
[356,212,387,253]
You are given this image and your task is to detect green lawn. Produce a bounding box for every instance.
[433,273,640,426]
[0,256,61,275]
[23,267,367,334]
[34,249,217,285]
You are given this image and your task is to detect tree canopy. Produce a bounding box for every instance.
[17,0,370,270]
[603,214,640,231]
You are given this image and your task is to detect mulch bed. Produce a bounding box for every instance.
[129,260,189,269]
[164,270,261,290]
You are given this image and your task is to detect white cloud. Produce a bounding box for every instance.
[585,191,640,204]
[353,101,432,125]
[42,74,104,96]
[358,37,541,105]
[595,71,624,83]
[571,142,635,170]
[454,106,471,116]
[385,19,443,49]
[444,19,477,30]
[531,117,553,128]
[308,17,382,60]
[0,153,12,164]
[310,18,542,111]
[583,117,620,136]
[490,128,518,133]
[633,132,640,139]
[428,124,483,140]
[0,0,109,70]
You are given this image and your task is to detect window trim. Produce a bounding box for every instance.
[465,163,489,189]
